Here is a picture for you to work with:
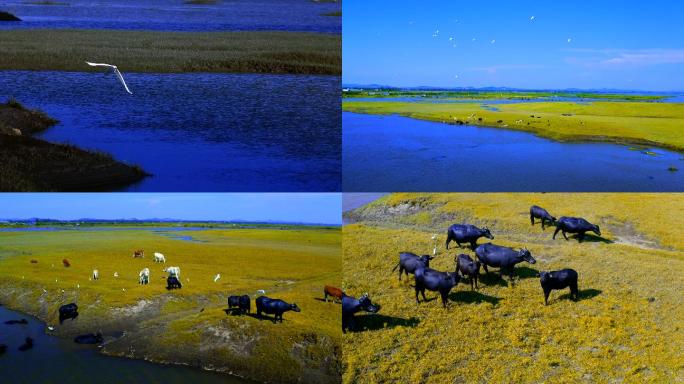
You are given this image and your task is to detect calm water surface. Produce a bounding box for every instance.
[343,112,684,192]
[1,71,341,191]
[0,0,341,33]
[0,305,251,383]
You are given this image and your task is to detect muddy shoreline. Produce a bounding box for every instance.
[0,100,148,191]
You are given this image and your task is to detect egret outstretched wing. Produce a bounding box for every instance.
[85,61,133,94]
[112,67,133,94]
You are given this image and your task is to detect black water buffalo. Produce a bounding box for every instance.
[455,254,481,290]
[392,252,433,281]
[414,267,460,308]
[74,332,103,344]
[238,295,250,314]
[228,295,241,309]
[255,296,300,323]
[18,337,33,351]
[166,276,182,290]
[4,319,28,325]
[342,294,380,333]
[553,217,601,242]
[0,344,6,355]
[530,205,556,230]
[475,243,536,281]
[445,224,493,250]
[59,303,78,324]
[540,269,579,305]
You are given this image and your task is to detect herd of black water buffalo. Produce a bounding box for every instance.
[342,205,600,332]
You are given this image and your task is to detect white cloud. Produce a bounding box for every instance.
[565,49,684,68]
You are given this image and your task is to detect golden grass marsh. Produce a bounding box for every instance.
[0,226,341,383]
[342,100,684,152]
[343,193,684,383]
[0,29,341,75]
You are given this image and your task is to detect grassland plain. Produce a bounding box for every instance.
[343,90,667,101]
[0,30,341,75]
[342,193,684,383]
[343,100,684,153]
[0,226,342,384]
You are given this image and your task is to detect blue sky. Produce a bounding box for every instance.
[0,193,341,224]
[343,0,684,91]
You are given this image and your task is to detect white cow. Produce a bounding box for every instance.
[139,268,150,285]
[164,266,180,278]
[153,252,166,263]
[92,269,99,280]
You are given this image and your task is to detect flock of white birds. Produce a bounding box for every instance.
[425,15,573,81]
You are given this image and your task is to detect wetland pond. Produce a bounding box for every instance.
[0,0,340,33]
[0,71,340,192]
[0,305,251,383]
[343,112,684,192]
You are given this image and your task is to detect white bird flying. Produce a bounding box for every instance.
[85,61,133,94]
[567,38,572,43]
[490,39,496,44]
[530,16,535,21]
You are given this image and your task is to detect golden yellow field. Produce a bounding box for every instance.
[342,193,684,383]
[0,226,341,384]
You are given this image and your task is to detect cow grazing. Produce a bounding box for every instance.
[393,252,433,281]
[228,295,251,314]
[30,259,38,264]
[475,243,536,281]
[342,294,380,333]
[59,303,78,324]
[18,337,33,351]
[153,252,166,263]
[553,217,601,242]
[164,266,180,278]
[446,224,494,250]
[414,267,460,308]
[92,269,99,280]
[139,268,150,285]
[74,332,103,344]
[255,296,300,323]
[62,258,71,268]
[530,205,556,230]
[166,276,182,289]
[324,285,345,303]
[540,269,579,305]
[455,254,481,290]
[133,249,145,258]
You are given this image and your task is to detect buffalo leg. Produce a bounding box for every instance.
[470,276,474,291]
[578,232,585,243]
[530,214,535,226]
[553,227,561,239]
[470,241,477,251]
[541,219,546,230]
[482,264,489,274]
[474,274,478,290]
[398,266,404,281]
[544,288,551,305]
[445,235,452,250]
[415,285,421,303]
[440,292,448,308]
[562,231,569,241]
[570,282,579,301]
[324,291,328,302]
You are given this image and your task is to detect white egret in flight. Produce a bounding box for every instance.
[85,61,133,94]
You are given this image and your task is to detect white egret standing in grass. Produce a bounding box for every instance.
[85,61,133,94]
[214,273,221,283]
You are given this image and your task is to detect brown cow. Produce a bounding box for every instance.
[62,259,71,267]
[324,285,345,303]
[133,249,145,258]
[30,259,38,264]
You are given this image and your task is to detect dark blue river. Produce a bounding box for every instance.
[343,112,684,192]
[0,305,251,383]
[0,71,341,191]
[0,0,341,33]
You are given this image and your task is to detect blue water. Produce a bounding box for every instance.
[0,0,341,33]
[0,71,341,191]
[0,305,251,383]
[343,112,684,192]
